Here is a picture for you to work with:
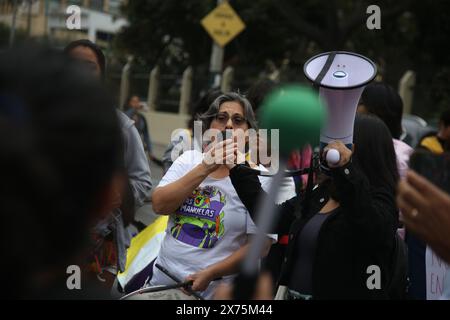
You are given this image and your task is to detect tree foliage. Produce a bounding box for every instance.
[116,0,450,117]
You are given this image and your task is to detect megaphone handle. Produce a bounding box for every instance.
[326,148,340,165]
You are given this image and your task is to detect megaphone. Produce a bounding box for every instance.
[303,51,376,167]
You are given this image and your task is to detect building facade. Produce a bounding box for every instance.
[0,0,127,45]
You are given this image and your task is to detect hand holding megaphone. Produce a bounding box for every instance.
[323,141,353,168]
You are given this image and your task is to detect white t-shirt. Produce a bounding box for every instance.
[150,150,276,299]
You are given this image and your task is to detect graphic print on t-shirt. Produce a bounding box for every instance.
[171,185,226,248]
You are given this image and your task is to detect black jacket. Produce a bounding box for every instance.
[229,162,398,299]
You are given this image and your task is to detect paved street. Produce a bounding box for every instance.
[133,143,166,230]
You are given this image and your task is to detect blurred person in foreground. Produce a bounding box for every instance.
[64,40,152,292]
[0,46,123,299]
[397,165,450,299]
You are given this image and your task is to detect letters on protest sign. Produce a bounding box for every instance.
[426,246,449,300]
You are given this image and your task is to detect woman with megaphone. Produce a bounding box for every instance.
[227,114,401,299]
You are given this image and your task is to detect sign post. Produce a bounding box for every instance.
[201,1,245,88]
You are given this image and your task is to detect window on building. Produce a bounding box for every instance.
[67,0,83,5]
[48,0,62,12]
[89,0,104,12]
[108,0,122,16]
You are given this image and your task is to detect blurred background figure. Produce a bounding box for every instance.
[402,108,450,300]
[402,110,450,300]
[64,39,152,294]
[358,82,413,179]
[358,83,450,300]
[0,45,123,299]
[246,79,277,115]
[418,109,450,154]
[123,94,161,165]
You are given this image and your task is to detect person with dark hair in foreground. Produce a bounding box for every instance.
[0,46,123,299]
[63,39,107,80]
[64,40,152,292]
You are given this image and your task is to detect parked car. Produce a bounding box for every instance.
[401,114,436,148]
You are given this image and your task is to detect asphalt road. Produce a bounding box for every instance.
[131,143,166,236]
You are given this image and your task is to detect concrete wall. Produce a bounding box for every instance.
[142,111,190,146]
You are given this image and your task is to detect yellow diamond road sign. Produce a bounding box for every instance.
[201,1,246,47]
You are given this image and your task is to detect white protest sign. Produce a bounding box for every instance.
[426,246,450,300]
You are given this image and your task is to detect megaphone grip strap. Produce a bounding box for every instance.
[314,51,337,89]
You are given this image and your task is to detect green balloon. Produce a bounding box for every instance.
[259,85,326,155]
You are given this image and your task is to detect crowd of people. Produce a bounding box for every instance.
[1,39,450,300]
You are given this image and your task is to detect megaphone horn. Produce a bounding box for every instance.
[303,51,377,167]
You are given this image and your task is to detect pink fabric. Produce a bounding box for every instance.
[393,139,413,225]
[397,227,405,241]
[287,145,313,188]
[393,139,413,179]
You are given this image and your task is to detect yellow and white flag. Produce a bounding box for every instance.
[117,216,168,288]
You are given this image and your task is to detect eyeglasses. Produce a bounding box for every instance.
[214,112,247,126]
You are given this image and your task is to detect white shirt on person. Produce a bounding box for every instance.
[150,150,276,299]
